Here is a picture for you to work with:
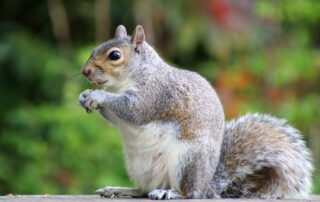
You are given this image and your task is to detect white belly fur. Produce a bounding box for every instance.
[115,120,189,193]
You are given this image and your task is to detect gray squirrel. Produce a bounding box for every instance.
[78,25,313,199]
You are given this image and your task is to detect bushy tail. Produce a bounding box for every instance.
[212,113,313,199]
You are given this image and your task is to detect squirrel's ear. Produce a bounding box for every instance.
[131,25,145,52]
[115,25,127,39]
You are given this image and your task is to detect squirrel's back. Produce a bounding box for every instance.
[211,113,313,199]
[125,40,225,140]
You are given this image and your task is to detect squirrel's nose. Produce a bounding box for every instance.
[82,68,91,77]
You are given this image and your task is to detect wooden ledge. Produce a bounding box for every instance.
[1,195,320,202]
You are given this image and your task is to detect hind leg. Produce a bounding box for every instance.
[179,146,221,199]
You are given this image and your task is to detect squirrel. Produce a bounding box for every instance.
[78,25,313,200]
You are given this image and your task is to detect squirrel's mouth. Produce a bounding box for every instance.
[96,80,108,86]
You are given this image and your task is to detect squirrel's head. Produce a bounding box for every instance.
[82,25,146,92]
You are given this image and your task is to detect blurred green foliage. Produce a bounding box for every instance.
[0,0,320,195]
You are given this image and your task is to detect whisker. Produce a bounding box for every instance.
[67,72,83,79]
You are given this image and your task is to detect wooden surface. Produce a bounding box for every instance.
[1,195,320,202]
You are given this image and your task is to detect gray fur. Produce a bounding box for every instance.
[78,25,313,200]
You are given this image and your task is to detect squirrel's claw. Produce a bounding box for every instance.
[78,89,105,114]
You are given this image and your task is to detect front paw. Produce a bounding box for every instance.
[78,89,105,113]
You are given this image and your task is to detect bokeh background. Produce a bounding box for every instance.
[0,0,320,195]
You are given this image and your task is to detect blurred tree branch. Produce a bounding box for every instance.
[134,0,155,45]
[47,0,72,59]
[94,0,110,42]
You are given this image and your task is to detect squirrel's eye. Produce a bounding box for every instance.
[108,50,121,61]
